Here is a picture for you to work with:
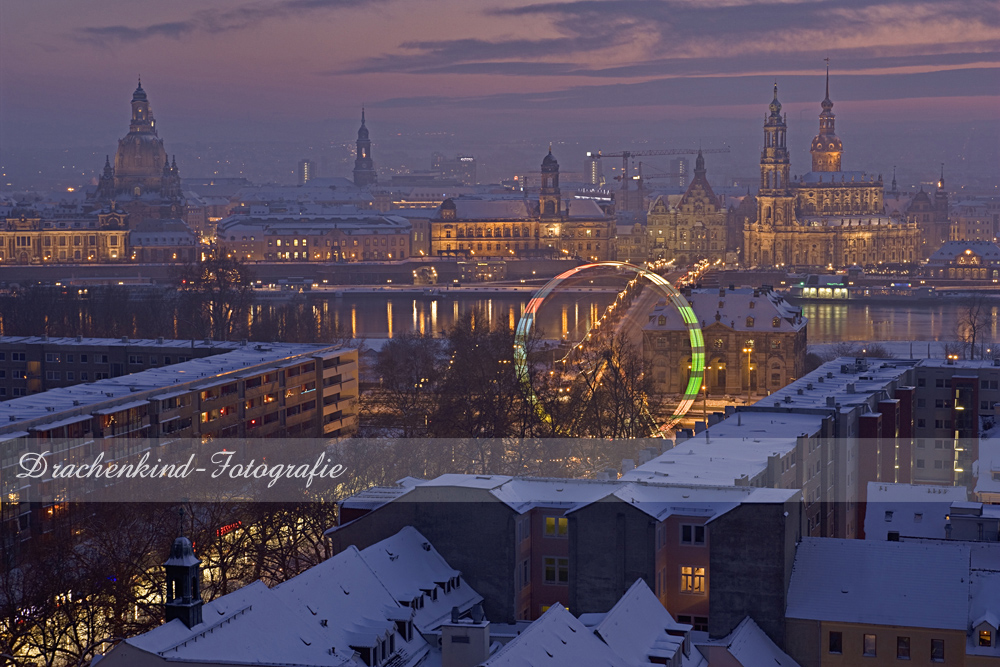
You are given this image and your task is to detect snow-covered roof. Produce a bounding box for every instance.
[643,287,805,334]
[447,197,536,221]
[696,616,799,667]
[786,538,970,630]
[863,483,968,541]
[624,411,826,488]
[481,604,623,667]
[0,342,350,435]
[113,530,458,667]
[124,581,355,666]
[929,240,1000,262]
[594,580,700,666]
[271,547,425,657]
[761,357,918,413]
[359,526,482,632]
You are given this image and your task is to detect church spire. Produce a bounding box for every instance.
[810,62,842,172]
[353,107,376,187]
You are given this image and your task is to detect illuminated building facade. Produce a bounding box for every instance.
[217,212,411,262]
[430,149,615,260]
[743,74,920,269]
[1,205,130,264]
[647,151,728,264]
[643,287,807,395]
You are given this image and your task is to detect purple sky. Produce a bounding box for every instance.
[1,0,998,186]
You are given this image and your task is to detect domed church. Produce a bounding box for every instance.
[89,80,184,222]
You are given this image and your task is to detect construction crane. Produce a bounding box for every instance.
[599,147,730,192]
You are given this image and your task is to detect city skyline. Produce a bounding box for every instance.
[1,0,998,189]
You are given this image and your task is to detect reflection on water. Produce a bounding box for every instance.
[328,292,614,339]
[800,301,999,343]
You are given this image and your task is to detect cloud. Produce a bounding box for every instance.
[370,66,1000,110]
[75,0,389,44]
[335,0,1000,78]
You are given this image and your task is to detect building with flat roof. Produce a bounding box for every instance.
[0,341,357,544]
[216,211,411,262]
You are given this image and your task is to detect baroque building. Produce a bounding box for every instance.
[643,287,807,396]
[743,73,920,269]
[430,148,615,260]
[1,204,130,265]
[89,80,185,223]
[647,151,728,264]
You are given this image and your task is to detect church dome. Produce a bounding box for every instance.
[541,149,559,172]
[811,134,842,152]
[132,82,147,102]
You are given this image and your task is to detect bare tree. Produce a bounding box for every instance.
[176,249,255,341]
[957,293,995,359]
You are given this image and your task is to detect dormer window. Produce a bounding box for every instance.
[658,315,666,326]
[746,316,754,328]
[772,317,781,327]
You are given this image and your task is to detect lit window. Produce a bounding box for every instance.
[680,566,705,594]
[864,633,876,657]
[980,630,992,647]
[544,516,568,537]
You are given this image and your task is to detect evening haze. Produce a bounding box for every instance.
[2,0,998,188]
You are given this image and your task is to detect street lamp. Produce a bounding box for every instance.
[742,347,753,403]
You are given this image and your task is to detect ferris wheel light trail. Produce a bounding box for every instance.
[514,261,704,433]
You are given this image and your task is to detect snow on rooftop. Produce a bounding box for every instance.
[359,526,482,632]
[481,604,623,667]
[763,356,917,413]
[594,580,695,666]
[624,411,826,487]
[697,616,798,667]
[271,546,426,657]
[0,342,349,434]
[125,581,355,666]
[864,483,968,541]
[644,287,804,334]
[449,197,536,220]
[786,538,970,630]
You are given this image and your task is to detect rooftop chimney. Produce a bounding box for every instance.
[441,603,490,667]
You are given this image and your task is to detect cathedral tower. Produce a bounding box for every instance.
[809,63,843,172]
[353,108,377,187]
[539,146,561,218]
[758,84,794,228]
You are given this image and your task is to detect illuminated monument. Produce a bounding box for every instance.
[742,68,920,269]
[90,80,184,222]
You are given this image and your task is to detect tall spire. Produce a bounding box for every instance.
[939,163,945,189]
[824,57,830,102]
